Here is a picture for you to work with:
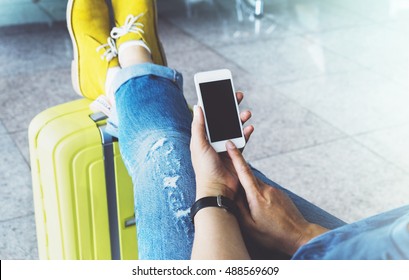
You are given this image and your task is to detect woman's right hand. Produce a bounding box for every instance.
[225,141,329,255]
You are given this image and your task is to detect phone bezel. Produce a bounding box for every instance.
[194,69,246,153]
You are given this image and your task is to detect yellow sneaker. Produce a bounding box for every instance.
[67,0,120,100]
[111,0,167,66]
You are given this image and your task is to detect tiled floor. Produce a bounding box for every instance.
[0,0,66,27]
[1,0,409,259]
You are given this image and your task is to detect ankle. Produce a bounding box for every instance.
[118,41,153,68]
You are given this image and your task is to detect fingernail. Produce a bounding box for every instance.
[193,105,198,116]
[226,140,236,150]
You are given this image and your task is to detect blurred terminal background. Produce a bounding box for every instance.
[0,0,409,259]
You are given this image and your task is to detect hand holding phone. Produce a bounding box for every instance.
[194,69,246,153]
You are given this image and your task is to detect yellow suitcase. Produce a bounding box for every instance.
[29,98,137,259]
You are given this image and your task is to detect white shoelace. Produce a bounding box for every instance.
[110,13,145,39]
[96,37,118,62]
[95,13,145,61]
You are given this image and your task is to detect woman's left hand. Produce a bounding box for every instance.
[190,92,254,200]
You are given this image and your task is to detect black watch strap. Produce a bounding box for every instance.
[190,195,238,223]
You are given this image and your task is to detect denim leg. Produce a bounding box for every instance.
[115,64,195,260]
[114,64,345,260]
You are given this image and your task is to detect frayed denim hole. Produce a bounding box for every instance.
[145,136,194,243]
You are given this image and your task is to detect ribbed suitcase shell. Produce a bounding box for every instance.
[29,98,137,259]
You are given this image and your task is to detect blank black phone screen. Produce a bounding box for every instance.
[199,79,242,142]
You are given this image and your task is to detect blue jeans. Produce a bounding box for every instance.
[113,64,408,260]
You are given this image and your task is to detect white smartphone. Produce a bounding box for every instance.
[194,69,246,153]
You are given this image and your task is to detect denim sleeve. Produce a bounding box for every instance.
[292,205,409,260]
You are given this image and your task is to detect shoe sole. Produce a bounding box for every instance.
[66,0,82,97]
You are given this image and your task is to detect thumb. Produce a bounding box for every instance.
[190,105,209,151]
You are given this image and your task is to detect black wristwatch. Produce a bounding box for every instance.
[190,195,239,223]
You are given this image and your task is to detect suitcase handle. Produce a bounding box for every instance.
[90,112,108,122]
[94,114,136,258]
[125,215,136,228]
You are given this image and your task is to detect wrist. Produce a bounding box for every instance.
[293,223,329,253]
[196,184,235,201]
[190,195,239,223]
